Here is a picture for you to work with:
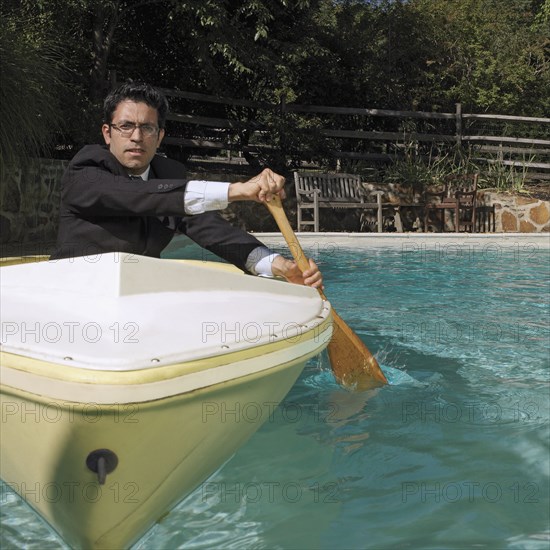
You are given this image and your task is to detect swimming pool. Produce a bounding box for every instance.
[1,234,549,549]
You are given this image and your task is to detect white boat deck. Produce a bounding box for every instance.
[0,254,328,370]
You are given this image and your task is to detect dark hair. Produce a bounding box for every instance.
[103,82,169,128]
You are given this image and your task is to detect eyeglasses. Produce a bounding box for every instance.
[109,122,159,138]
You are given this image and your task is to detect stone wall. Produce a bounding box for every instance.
[1,158,68,255]
[1,160,548,257]
[481,191,550,233]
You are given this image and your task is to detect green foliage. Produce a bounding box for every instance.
[0,4,66,165]
[478,152,532,193]
[1,0,548,169]
[257,111,331,172]
[382,142,532,195]
[410,0,550,115]
[382,144,466,193]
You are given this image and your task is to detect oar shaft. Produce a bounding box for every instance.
[265,196,329,300]
[266,196,310,272]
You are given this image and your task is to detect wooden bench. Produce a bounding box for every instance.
[294,172,385,232]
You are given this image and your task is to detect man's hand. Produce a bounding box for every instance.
[271,256,324,289]
[228,168,286,203]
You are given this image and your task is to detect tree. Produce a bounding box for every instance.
[0,2,66,165]
[410,0,550,115]
[3,0,547,164]
[13,0,319,150]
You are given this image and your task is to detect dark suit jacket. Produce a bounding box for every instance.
[51,145,264,270]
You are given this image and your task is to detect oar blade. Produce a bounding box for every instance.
[264,194,387,391]
[328,310,388,391]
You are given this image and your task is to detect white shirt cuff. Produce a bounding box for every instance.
[245,247,281,277]
[184,180,230,214]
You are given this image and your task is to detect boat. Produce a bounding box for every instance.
[0,253,332,549]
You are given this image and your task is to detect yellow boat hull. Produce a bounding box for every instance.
[0,254,332,548]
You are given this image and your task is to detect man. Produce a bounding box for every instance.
[51,82,322,288]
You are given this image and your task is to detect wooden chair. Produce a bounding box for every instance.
[424,174,479,232]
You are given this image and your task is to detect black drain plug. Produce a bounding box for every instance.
[86,449,118,485]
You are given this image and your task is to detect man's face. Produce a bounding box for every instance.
[102,100,165,175]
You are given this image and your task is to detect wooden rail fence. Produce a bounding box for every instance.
[157,87,550,180]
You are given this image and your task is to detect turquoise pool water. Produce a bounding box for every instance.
[1,239,549,549]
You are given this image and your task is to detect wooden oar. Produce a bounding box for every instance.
[266,195,388,391]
